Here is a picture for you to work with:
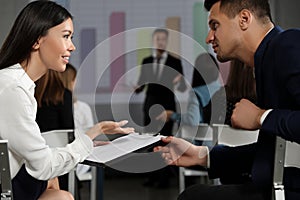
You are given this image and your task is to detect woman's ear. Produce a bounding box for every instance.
[32,41,40,50]
[32,37,43,50]
[239,9,252,30]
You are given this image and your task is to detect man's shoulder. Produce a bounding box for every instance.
[281,28,300,35]
[166,53,180,61]
[272,28,300,45]
[142,55,153,62]
[264,28,300,57]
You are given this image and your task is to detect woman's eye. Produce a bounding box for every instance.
[64,35,70,39]
[64,35,74,40]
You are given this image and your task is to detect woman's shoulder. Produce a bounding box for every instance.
[63,88,73,100]
[64,88,72,95]
[75,100,91,110]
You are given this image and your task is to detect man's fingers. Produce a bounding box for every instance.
[161,136,173,143]
[153,146,162,152]
[154,145,170,153]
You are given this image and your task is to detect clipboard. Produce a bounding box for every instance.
[83,133,165,168]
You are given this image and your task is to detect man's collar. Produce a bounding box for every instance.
[152,50,168,59]
[255,26,283,58]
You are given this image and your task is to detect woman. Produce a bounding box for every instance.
[61,63,98,178]
[156,53,221,126]
[35,70,74,133]
[210,59,257,125]
[0,1,134,199]
[61,63,94,133]
[35,70,75,191]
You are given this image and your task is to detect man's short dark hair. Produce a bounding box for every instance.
[152,28,169,38]
[204,0,272,23]
[204,0,219,11]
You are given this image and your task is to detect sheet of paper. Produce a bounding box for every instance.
[86,133,163,164]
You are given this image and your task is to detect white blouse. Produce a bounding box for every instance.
[0,64,93,180]
[74,100,94,130]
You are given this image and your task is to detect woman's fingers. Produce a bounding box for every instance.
[93,141,111,146]
[117,120,129,127]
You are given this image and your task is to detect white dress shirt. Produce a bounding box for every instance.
[74,100,94,130]
[0,64,93,180]
[152,51,168,79]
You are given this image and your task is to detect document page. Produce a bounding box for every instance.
[86,133,163,164]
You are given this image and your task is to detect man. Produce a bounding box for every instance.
[135,28,186,187]
[154,0,300,199]
[135,28,186,136]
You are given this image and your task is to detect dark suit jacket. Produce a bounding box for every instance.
[136,53,186,109]
[208,26,300,199]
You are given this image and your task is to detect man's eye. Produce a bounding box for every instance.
[211,23,219,31]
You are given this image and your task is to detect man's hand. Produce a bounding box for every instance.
[154,136,208,167]
[231,99,265,130]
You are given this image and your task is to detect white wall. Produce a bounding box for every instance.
[0,0,28,46]
[1,0,300,47]
[0,0,299,125]
[271,0,300,28]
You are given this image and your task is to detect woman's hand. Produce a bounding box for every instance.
[47,177,60,190]
[86,120,134,140]
[93,140,110,147]
[156,110,174,122]
[173,74,182,85]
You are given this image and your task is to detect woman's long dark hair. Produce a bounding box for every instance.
[0,1,72,69]
[35,70,65,107]
[226,59,256,101]
[61,63,77,91]
[192,53,219,88]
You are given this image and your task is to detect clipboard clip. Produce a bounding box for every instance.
[139,132,160,136]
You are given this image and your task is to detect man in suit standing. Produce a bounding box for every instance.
[135,28,186,187]
[154,0,300,199]
[135,28,186,136]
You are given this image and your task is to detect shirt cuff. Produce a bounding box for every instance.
[73,129,94,161]
[198,146,210,168]
[260,109,273,125]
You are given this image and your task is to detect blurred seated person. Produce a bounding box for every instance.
[61,63,100,177]
[208,59,257,126]
[35,69,74,132]
[35,69,74,191]
[156,53,221,126]
[61,63,94,134]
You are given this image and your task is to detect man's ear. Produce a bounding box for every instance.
[239,9,252,30]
